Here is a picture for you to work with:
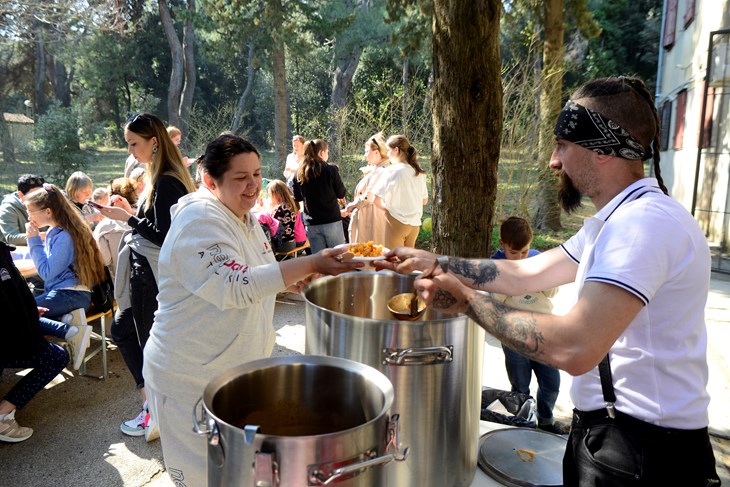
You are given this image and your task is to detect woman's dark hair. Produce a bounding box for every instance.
[571,76,667,195]
[199,134,260,181]
[386,134,425,176]
[297,139,328,183]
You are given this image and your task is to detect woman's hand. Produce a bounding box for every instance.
[313,247,364,276]
[278,247,363,288]
[25,221,39,239]
[98,195,135,222]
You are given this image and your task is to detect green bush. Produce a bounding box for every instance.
[32,102,89,182]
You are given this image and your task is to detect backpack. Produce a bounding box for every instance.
[90,266,115,314]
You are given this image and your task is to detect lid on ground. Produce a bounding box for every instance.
[477,427,567,487]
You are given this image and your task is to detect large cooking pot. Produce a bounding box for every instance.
[304,271,485,487]
[194,355,408,486]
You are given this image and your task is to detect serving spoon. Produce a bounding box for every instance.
[387,256,449,320]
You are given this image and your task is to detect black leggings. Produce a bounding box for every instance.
[1,341,68,409]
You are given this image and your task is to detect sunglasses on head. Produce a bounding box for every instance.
[126,113,153,126]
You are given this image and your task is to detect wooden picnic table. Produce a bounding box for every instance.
[11,245,37,278]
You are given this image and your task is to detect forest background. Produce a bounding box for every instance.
[0,0,662,251]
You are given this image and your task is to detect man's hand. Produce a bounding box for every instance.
[372,246,439,274]
[414,269,472,315]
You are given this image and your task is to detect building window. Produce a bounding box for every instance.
[660,101,672,151]
[673,89,687,150]
[684,0,696,28]
[663,0,678,48]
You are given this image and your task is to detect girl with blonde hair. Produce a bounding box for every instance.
[25,183,107,368]
[345,132,391,244]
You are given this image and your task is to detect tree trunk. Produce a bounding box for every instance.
[432,0,502,257]
[159,0,183,128]
[0,113,17,166]
[532,0,565,231]
[328,47,362,163]
[231,44,256,134]
[272,44,288,172]
[179,0,197,134]
[402,58,410,135]
[53,59,73,108]
[34,21,47,115]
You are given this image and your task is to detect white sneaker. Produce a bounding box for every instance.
[67,324,92,370]
[120,408,146,437]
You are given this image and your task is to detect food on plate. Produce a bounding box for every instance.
[347,241,385,258]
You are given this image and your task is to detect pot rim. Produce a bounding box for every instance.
[303,271,465,324]
[202,355,395,439]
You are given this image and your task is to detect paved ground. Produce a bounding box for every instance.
[1,273,729,486]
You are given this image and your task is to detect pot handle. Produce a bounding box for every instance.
[308,414,409,486]
[382,345,453,365]
[192,396,211,436]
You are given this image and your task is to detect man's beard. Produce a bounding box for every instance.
[558,172,583,213]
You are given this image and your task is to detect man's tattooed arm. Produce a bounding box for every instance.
[466,293,555,367]
[448,258,499,289]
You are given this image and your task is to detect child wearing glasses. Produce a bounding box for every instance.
[24,184,107,369]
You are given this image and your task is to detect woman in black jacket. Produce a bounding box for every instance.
[291,139,347,253]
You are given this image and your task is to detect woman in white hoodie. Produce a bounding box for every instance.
[142,134,362,487]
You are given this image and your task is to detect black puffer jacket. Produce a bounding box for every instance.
[0,242,43,360]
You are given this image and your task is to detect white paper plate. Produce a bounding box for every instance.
[334,243,389,264]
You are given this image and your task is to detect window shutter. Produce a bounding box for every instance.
[660,101,672,151]
[663,0,678,48]
[673,89,687,150]
[684,0,696,28]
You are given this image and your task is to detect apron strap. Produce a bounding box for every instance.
[598,354,617,418]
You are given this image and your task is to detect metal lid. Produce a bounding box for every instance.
[477,427,567,487]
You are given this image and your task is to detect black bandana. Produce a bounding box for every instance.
[554,100,651,161]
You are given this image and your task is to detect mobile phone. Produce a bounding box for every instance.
[86,199,104,209]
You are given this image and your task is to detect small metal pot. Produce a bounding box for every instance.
[193,355,408,486]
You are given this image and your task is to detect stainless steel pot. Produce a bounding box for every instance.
[194,355,408,486]
[304,271,486,487]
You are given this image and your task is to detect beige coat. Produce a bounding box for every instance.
[348,161,390,244]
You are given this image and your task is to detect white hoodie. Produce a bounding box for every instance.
[143,186,285,401]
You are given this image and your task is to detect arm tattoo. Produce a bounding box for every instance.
[432,288,458,309]
[449,258,499,288]
[467,297,554,366]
